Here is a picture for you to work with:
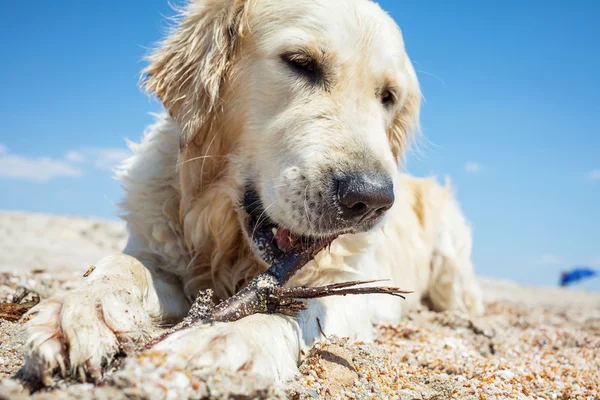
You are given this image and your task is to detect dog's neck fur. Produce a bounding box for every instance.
[177,118,263,301]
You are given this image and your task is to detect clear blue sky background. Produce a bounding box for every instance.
[0,1,598,290]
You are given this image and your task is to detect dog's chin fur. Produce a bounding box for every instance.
[21,0,484,387]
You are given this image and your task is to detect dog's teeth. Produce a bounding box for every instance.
[272,227,278,236]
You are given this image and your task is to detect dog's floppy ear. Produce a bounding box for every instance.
[142,0,248,149]
[389,60,421,161]
[389,92,420,161]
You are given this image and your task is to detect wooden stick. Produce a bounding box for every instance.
[145,278,412,349]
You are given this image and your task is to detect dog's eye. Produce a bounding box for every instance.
[281,53,320,82]
[286,55,316,72]
[381,90,394,106]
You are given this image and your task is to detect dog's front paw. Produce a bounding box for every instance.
[151,313,301,382]
[21,276,153,385]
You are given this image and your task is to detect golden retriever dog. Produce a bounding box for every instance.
[22,0,483,385]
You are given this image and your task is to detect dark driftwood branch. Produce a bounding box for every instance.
[144,241,412,349]
[145,277,412,349]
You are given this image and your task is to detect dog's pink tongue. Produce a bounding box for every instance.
[275,227,295,252]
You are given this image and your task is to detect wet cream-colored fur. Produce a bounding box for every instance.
[22,0,483,385]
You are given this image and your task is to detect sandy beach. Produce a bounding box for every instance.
[0,211,598,399]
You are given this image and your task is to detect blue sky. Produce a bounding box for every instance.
[0,1,598,290]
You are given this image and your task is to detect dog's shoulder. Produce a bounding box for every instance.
[116,113,189,274]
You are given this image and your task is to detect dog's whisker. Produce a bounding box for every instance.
[251,201,277,241]
[176,155,226,168]
[414,68,447,86]
[303,184,314,233]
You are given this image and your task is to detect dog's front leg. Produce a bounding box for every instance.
[21,254,189,385]
[149,312,304,382]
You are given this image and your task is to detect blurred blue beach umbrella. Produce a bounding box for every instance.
[559,266,598,287]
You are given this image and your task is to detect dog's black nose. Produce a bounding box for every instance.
[336,172,395,221]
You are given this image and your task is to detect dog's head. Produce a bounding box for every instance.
[144,0,420,269]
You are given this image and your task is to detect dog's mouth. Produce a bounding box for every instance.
[242,188,337,267]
